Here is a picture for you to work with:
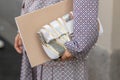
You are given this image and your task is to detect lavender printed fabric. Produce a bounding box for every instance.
[20,0,99,80]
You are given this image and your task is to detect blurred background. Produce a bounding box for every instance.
[0,0,22,80]
[0,0,120,80]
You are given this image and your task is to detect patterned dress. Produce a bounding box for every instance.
[20,0,99,80]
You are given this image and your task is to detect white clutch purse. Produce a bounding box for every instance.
[37,11,103,60]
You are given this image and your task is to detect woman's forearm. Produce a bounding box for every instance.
[64,0,99,58]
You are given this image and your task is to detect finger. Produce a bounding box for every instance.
[18,39,23,50]
[61,51,69,61]
[14,35,22,54]
[61,54,73,61]
[61,55,65,61]
[14,37,19,52]
[18,38,22,47]
[19,46,23,53]
[18,38,23,53]
[61,54,68,61]
[14,34,19,49]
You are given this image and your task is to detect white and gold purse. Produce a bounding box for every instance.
[37,11,103,60]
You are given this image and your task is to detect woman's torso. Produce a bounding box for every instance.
[20,0,88,80]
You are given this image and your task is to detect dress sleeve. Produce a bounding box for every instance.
[64,0,99,58]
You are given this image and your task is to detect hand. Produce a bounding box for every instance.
[61,49,73,61]
[14,33,23,54]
